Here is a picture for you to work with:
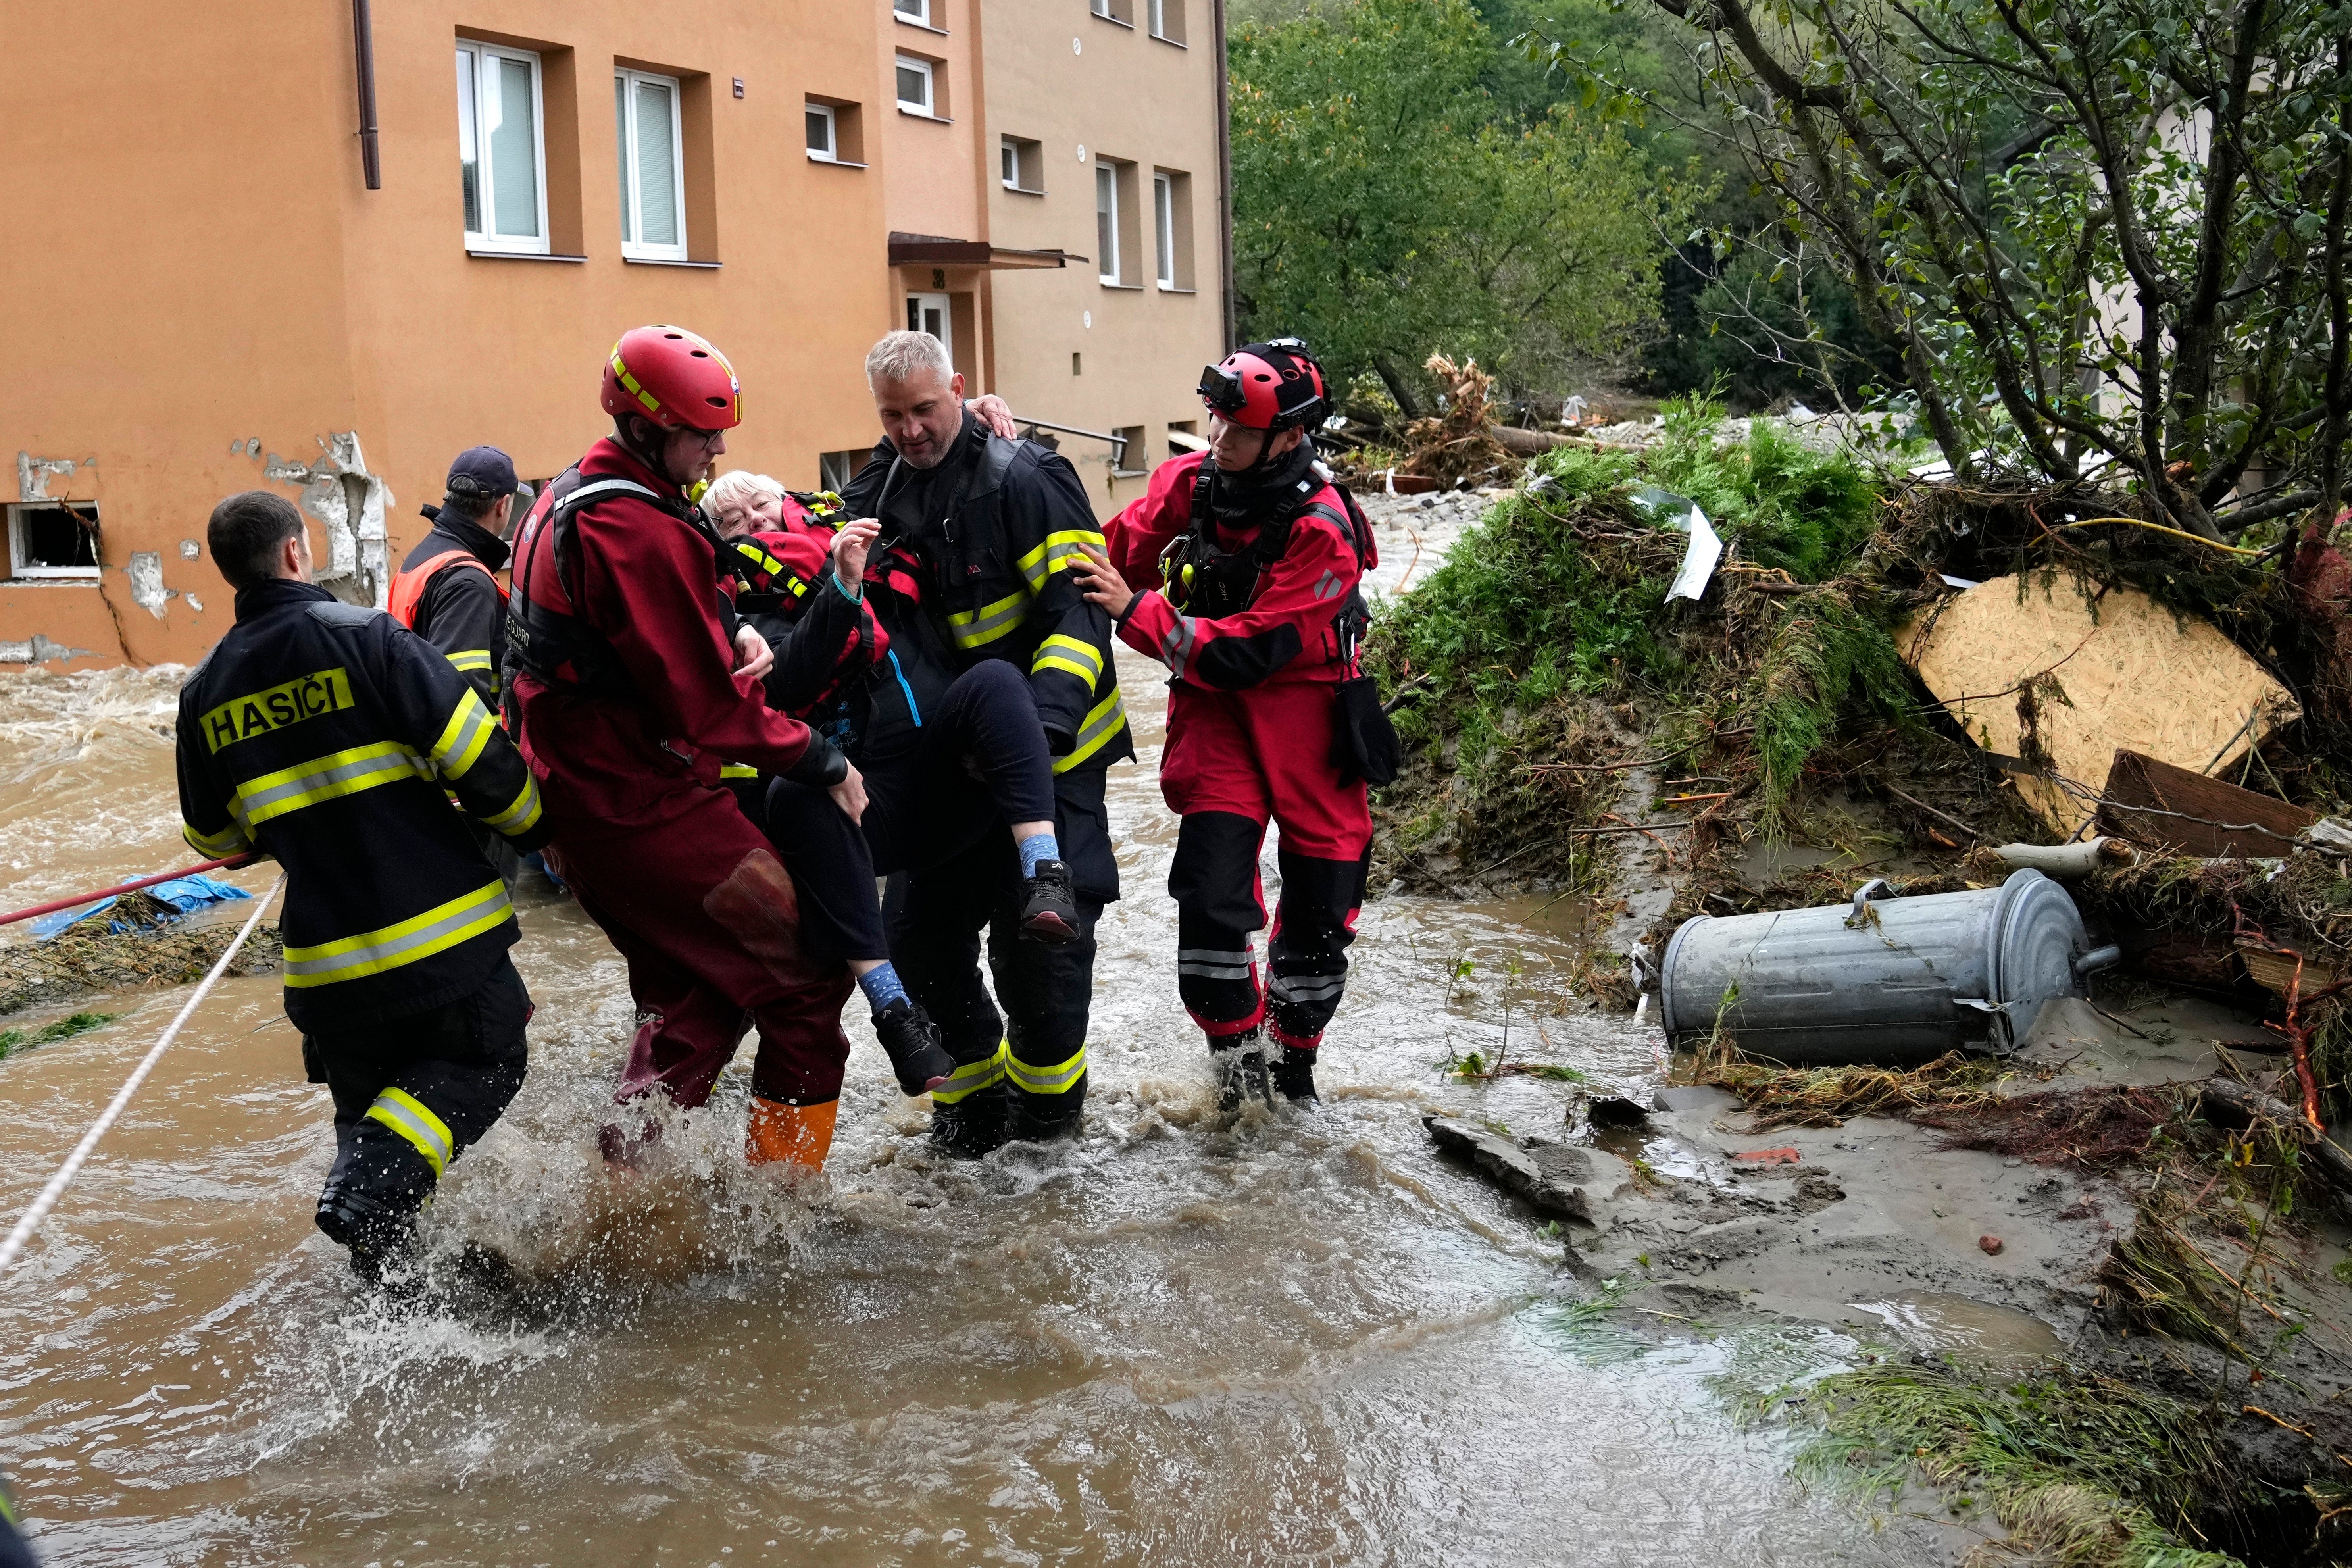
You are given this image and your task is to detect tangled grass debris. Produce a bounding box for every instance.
[0,1009,116,1059]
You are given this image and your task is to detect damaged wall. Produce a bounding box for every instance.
[263,432,394,609]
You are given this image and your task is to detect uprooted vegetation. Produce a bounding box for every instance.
[1364,389,2040,895]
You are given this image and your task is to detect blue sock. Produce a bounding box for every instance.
[856,961,908,1013]
[1018,831,1060,878]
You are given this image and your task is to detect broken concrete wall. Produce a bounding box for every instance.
[263,431,394,610]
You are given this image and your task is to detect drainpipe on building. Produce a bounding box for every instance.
[351,0,381,190]
[1212,0,1235,354]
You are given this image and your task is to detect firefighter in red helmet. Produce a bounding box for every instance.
[505,325,949,1172]
[1069,339,1385,1109]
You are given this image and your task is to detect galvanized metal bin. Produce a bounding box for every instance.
[1657,870,2116,1065]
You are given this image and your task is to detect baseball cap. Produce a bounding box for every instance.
[445,445,519,500]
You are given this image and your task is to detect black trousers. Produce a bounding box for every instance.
[301,958,531,1251]
[766,660,1059,963]
[888,766,1116,1145]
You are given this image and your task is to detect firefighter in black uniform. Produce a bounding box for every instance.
[177,490,552,1279]
[840,330,1131,1154]
[389,446,520,706]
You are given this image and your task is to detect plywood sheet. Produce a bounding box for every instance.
[1901,571,2296,834]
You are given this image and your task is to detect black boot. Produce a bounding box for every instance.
[1019,860,1081,945]
[872,997,954,1096]
[1272,1043,1320,1104]
[1213,1032,1272,1113]
[316,1182,421,1283]
[931,1083,1008,1158]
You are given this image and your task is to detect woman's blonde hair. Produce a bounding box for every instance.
[704,469,787,516]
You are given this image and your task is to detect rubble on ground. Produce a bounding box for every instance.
[1368,375,2352,1557]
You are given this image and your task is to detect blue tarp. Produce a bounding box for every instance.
[29,875,254,940]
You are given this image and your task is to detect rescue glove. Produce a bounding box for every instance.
[1020,860,1081,945]
[872,996,955,1096]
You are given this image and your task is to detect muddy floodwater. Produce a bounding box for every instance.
[0,642,1950,1566]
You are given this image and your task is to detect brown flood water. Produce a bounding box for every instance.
[0,656,1942,1567]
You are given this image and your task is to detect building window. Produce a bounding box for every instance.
[895,54,935,115]
[806,101,837,161]
[456,42,549,254]
[7,501,101,581]
[615,69,687,260]
[1090,0,1134,22]
[1154,173,1175,287]
[1154,167,1193,289]
[1149,0,1187,41]
[894,0,931,21]
[1001,135,1042,193]
[1112,426,1146,477]
[1096,163,1119,284]
[1167,419,1204,456]
[819,449,872,493]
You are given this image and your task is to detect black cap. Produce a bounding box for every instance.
[444,445,518,500]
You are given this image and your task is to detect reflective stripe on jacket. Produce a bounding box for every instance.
[175,578,549,1030]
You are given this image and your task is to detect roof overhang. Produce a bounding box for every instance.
[888,231,1083,270]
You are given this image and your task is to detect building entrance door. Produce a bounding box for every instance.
[905,292,952,364]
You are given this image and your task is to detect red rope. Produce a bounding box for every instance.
[0,856,258,930]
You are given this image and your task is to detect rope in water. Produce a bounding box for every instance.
[0,874,285,1277]
[0,855,257,929]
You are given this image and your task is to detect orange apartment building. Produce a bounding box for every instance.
[0,0,1230,671]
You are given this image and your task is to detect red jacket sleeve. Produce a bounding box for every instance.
[1117,502,1363,691]
[578,500,818,774]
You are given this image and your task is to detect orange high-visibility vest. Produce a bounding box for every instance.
[388,548,506,630]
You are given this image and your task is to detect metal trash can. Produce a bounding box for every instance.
[1657,870,2118,1065]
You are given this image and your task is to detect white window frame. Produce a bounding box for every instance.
[1002,138,1017,188]
[1096,162,1120,284]
[894,54,935,116]
[1154,171,1175,288]
[1149,0,1166,36]
[894,0,931,23]
[7,501,102,581]
[806,101,838,162]
[615,67,689,262]
[456,41,551,256]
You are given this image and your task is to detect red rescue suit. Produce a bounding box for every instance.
[1106,448,1374,1054]
[506,438,854,1120]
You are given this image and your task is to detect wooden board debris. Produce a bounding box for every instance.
[1901,571,2296,834]
[2097,748,2314,858]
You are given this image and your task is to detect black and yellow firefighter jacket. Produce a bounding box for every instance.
[841,414,1133,781]
[175,578,550,1032]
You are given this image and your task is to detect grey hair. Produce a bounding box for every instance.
[704,469,786,515]
[865,329,954,386]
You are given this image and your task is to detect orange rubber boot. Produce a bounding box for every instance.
[745,1097,838,1170]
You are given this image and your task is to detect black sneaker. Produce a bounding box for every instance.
[1214,1034,1273,1113]
[1020,860,1081,945]
[1272,1044,1320,1104]
[873,996,954,1096]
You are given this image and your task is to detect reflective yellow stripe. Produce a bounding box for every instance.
[1015,529,1106,593]
[1054,689,1128,774]
[929,1040,1009,1104]
[483,773,544,834]
[445,649,494,672]
[282,880,511,989]
[719,762,759,779]
[183,821,251,858]
[233,740,429,827]
[1031,633,1103,687]
[429,690,497,780]
[1004,1041,1088,1095]
[946,589,1031,650]
[366,1086,455,1177]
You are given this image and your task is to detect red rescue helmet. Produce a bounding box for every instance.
[601,324,742,431]
[1197,338,1328,431]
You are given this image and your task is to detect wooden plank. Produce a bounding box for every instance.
[2096,748,2314,858]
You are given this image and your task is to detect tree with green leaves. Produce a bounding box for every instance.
[1536,0,2352,536]
[1230,0,1700,412]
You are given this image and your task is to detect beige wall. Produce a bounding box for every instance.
[0,0,1228,670]
[1,0,897,671]
[978,0,1226,517]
